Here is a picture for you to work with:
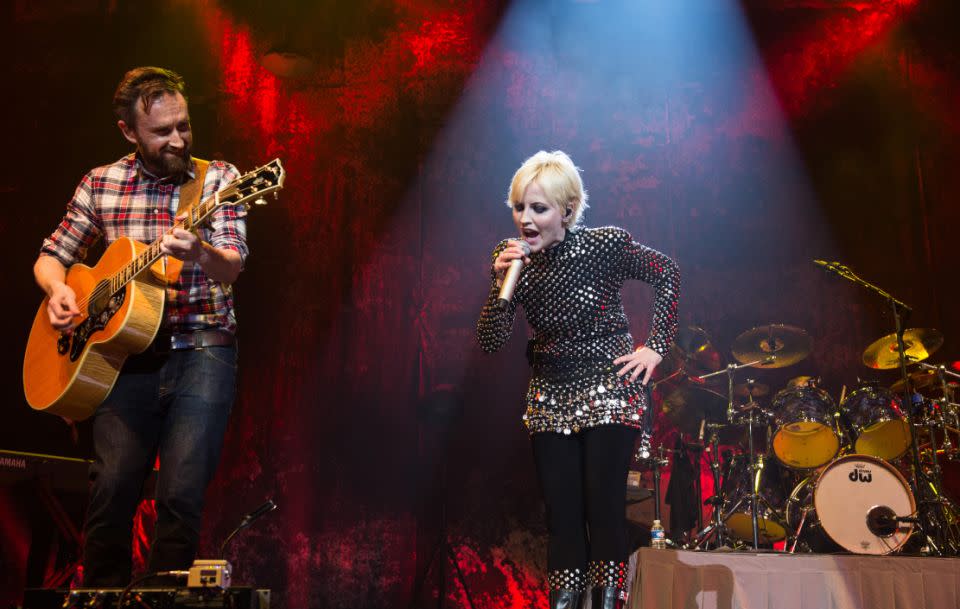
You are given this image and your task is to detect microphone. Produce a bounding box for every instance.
[219,499,278,558]
[241,499,277,527]
[866,505,915,538]
[698,418,706,443]
[497,240,531,307]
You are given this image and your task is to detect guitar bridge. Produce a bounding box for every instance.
[66,288,127,362]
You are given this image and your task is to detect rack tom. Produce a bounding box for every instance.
[771,386,840,469]
[842,384,911,461]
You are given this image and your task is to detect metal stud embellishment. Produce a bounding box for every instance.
[477,226,680,436]
[547,568,587,592]
[587,560,629,588]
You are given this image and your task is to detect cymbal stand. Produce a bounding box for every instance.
[697,360,772,551]
[689,428,731,550]
[916,362,960,452]
[815,261,950,553]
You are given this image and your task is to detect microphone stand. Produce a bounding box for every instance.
[812,260,947,554]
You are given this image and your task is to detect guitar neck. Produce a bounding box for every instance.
[110,191,226,293]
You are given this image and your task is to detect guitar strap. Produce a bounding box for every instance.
[177,157,210,215]
[160,158,209,283]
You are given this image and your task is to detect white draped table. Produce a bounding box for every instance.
[626,548,960,609]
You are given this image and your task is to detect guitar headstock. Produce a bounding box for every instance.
[220,158,286,210]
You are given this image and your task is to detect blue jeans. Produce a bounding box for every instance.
[81,345,237,586]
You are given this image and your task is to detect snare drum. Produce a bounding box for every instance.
[772,386,840,469]
[842,384,912,461]
[786,454,915,555]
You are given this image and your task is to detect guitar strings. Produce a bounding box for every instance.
[72,183,243,313]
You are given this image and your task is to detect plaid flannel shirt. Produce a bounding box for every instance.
[40,154,248,334]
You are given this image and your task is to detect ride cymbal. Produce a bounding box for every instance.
[731,324,812,368]
[862,328,944,370]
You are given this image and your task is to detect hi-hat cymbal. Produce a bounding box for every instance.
[862,328,944,370]
[731,324,812,368]
[661,383,728,436]
[734,381,769,398]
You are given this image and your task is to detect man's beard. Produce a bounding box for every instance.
[143,145,192,177]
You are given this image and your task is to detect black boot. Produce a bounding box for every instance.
[549,589,583,609]
[587,560,628,609]
[590,586,625,609]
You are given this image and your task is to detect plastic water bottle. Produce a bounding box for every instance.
[651,519,666,549]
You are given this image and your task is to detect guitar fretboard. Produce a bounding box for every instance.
[107,192,224,295]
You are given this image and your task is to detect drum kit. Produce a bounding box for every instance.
[638,319,960,556]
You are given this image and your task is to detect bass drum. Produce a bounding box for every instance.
[786,455,915,555]
[772,386,840,470]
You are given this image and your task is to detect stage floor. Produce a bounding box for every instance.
[623,548,960,609]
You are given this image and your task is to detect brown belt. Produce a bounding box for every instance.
[164,328,236,351]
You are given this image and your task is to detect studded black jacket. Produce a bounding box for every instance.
[477,226,680,434]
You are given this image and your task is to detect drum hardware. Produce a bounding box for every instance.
[731,324,812,369]
[697,354,792,550]
[687,425,738,550]
[814,258,954,554]
[629,446,671,540]
[720,451,789,545]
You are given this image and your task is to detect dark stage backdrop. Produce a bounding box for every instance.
[2,0,960,607]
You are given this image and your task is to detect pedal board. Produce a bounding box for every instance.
[22,587,270,609]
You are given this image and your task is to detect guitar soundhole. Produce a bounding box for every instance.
[65,286,127,362]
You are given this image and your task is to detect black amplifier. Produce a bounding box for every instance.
[22,587,270,609]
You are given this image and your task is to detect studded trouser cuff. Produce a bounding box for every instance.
[547,568,587,592]
[587,560,628,590]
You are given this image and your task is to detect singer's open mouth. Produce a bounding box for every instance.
[522,229,539,239]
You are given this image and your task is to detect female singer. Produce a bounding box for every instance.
[477,151,680,609]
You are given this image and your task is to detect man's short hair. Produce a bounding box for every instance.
[112,67,187,127]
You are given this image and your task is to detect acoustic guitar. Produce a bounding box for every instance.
[23,159,285,421]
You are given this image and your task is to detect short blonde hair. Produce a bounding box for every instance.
[506,150,589,228]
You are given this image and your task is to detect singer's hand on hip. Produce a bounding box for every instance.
[493,240,531,282]
[614,347,663,385]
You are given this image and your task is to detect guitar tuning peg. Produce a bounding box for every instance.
[255,197,268,206]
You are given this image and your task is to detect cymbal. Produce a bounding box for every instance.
[862,328,944,370]
[661,383,728,436]
[731,324,812,368]
[890,369,942,395]
[674,326,723,377]
[786,375,820,389]
[734,382,769,398]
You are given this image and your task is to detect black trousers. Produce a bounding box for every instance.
[532,425,638,573]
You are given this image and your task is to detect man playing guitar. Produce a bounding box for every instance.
[32,66,247,586]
